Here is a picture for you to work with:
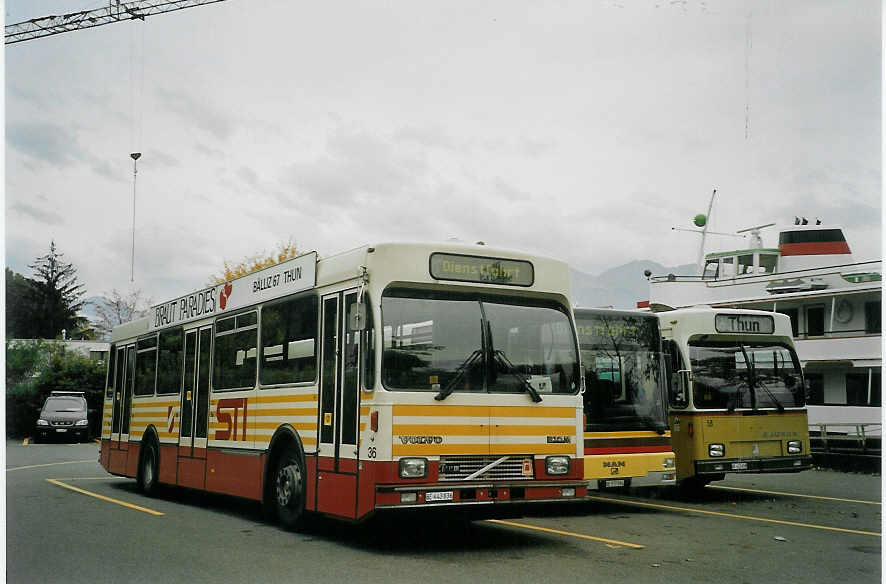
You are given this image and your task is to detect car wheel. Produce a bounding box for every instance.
[138,440,159,496]
[274,449,307,531]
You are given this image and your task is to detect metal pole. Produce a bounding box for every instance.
[130,152,141,282]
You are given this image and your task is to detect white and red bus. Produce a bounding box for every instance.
[100,242,586,528]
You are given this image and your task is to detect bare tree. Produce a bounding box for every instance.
[92,288,153,339]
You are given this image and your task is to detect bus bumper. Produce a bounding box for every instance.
[374,480,587,510]
[695,455,813,475]
[588,470,677,490]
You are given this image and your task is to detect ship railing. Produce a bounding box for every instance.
[809,422,882,457]
[647,259,881,284]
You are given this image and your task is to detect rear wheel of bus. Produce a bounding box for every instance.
[137,438,159,496]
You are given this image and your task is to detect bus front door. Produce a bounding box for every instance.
[177,325,212,489]
[317,290,361,518]
[108,344,135,474]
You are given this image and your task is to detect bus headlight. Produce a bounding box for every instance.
[708,443,725,457]
[398,458,428,479]
[787,440,802,454]
[75,419,89,426]
[37,419,49,426]
[545,456,570,475]
[663,457,675,469]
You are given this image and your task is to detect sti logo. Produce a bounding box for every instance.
[167,406,179,433]
[219,282,233,310]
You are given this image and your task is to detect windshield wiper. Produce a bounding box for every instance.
[493,349,542,403]
[435,349,484,401]
[738,344,758,410]
[755,378,785,413]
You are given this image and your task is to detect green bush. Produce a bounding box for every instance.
[6,341,107,438]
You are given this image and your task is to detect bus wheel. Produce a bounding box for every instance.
[680,476,713,495]
[274,450,307,531]
[138,440,159,496]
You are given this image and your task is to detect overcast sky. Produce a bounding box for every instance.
[5,0,882,305]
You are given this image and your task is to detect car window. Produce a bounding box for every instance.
[43,397,86,413]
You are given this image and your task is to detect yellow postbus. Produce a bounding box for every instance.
[659,306,812,489]
[575,309,676,490]
[100,242,587,528]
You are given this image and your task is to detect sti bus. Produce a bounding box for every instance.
[100,242,586,528]
[574,309,676,490]
[659,307,812,489]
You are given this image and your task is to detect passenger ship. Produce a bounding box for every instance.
[640,219,881,428]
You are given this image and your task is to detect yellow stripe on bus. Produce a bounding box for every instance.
[393,405,576,418]
[253,394,319,404]
[249,422,317,431]
[392,443,576,456]
[393,424,575,436]
[249,407,318,417]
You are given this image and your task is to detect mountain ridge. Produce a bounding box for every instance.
[570,260,696,309]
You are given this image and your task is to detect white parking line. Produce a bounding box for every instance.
[7,460,96,472]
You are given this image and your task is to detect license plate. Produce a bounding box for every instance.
[731,462,748,470]
[425,491,454,502]
[604,479,626,488]
[56,428,68,433]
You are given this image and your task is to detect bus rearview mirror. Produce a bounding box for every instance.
[348,303,366,331]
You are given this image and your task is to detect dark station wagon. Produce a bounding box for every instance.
[34,391,90,443]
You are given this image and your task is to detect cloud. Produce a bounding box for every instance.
[8,201,64,226]
[284,126,425,210]
[155,88,235,141]
[7,122,80,166]
[6,121,127,183]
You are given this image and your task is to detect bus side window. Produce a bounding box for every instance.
[663,339,688,408]
[361,295,375,391]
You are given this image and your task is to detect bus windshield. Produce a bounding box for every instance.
[689,340,805,410]
[382,289,579,396]
[576,312,668,432]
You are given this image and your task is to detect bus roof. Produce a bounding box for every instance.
[657,306,794,339]
[112,241,571,341]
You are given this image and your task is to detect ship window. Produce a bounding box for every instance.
[737,255,754,275]
[779,229,846,244]
[720,257,735,278]
[758,254,778,274]
[702,258,719,280]
[777,308,799,338]
[865,301,881,334]
[805,373,823,405]
[805,305,825,337]
[846,372,873,406]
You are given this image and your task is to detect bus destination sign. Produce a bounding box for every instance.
[714,314,775,335]
[149,251,318,331]
[429,253,534,287]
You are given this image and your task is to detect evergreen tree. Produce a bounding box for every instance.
[5,268,37,338]
[27,241,88,339]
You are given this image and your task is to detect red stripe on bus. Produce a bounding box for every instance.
[584,446,673,455]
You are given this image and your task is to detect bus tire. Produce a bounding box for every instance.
[138,438,159,496]
[273,449,307,531]
[680,475,714,494]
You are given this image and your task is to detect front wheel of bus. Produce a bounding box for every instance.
[274,450,307,531]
